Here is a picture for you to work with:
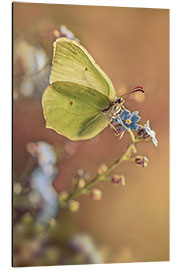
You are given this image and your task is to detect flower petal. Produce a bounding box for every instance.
[145,120,150,128]
[152,137,158,146]
[131,114,141,123]
[119,110,130,120]
[113,118,121,124]
[130,123,139,130]
[144,120,158,147]
[121,125,128,132]
[132,111,139,116]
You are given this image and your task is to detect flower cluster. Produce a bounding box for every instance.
[112,109,141,133]
[111,109,158,147]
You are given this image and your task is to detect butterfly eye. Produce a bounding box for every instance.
[117,98,123,104]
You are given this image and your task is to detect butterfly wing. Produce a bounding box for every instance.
[50,38,116,101]
[42,81,111,141]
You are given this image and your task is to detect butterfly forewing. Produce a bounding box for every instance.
[50,38,116,101]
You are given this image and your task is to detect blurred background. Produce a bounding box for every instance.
[13,2,169,267]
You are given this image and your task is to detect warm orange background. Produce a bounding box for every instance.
[13,3,169,263]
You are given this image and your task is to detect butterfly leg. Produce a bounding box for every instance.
[108,122,118,132]
[118,131,125,140]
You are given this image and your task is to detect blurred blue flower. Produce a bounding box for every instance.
[28,142,59,226]
[69,233,102,264]
[31,167,59,226]
[114,110,140,132]
[14,37,49,99]
[59,25,79,42]
[143,120,158,147]
[36,142,56,168]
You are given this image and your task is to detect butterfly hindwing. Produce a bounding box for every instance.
[42,81,111,140]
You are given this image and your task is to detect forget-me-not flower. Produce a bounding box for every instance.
[143,120,158,147]
[114,110,141,132]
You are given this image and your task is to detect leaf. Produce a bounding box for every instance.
[50,38,116,101]
[42,81,111,140]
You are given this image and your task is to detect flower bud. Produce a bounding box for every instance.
[59,191,69,203]
[90,189,102,200]
[135,156,149,167]
[137,127,150,139]
[26,142,38,157]
[68,200,80,212]
[97,163,108,175]
[76,168,85,177]
[76,169,90,181]
[111,174,125,186]
[53,29,60,38]
[64,142,77,155]
[78,178,86,188]
[14,183,22,194]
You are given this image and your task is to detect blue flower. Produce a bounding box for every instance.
[143,120,158,147]
[115,110,141,132]
[30,167,59,226]
[60,25,79,42]
[36,142,56,169]
[69,233,102,264]
[28,141,59,226]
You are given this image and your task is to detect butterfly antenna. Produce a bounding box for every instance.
[121,86,144,98]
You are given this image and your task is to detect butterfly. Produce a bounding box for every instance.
[42,38,143,141]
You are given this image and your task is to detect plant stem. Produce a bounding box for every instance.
[128,129,135,142]
[60,137,139,208]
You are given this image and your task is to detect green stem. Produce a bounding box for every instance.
[60,137,140,208]
[128,129,135,142]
